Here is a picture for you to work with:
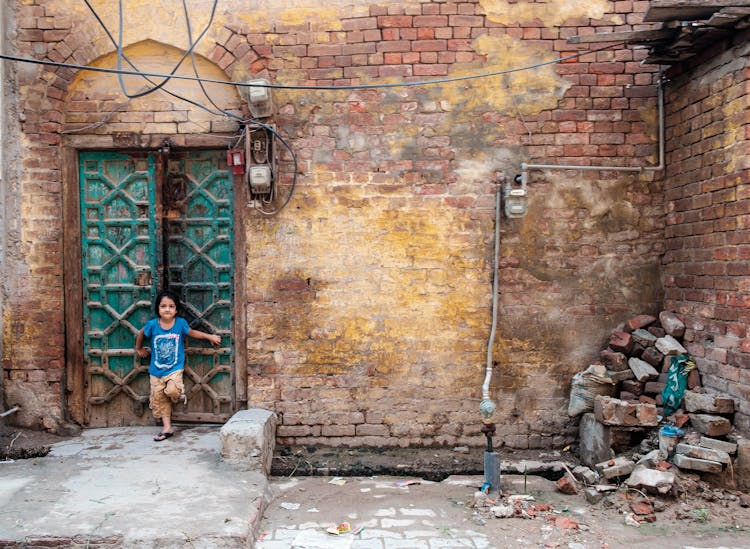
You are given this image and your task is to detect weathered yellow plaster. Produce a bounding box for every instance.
[480,0,618,27]
[65,40,239,124]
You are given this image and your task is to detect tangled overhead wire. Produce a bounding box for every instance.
[83,0,298,215]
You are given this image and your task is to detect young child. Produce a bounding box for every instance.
[135,289,221,441]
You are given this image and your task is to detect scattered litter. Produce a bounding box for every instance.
[625,513,641,527]
[394,479,421,487]
[326,521,351,535]
[280,502,300,510]
[508,494,535,502]
[329,477,347,485]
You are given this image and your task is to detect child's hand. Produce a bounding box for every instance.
[136,347,150,358]
[207,334,221,346]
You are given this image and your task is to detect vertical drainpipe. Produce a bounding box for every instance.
[480,180,502,494]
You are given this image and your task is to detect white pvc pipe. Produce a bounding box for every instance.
[0,406,19,418]
[522,78,665,174]
[482,185,502,402]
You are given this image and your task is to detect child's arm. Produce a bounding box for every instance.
[188,329,221,346]
[135,329,150,358]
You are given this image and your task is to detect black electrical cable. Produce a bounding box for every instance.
[115,0,218,99]
[82,0,229,118]
[182,0,243,121]
[245,120,298,216]
[0,41,625,92]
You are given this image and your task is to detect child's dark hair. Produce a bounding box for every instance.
[154,289,181,316]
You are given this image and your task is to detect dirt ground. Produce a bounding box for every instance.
[0,424,67,460]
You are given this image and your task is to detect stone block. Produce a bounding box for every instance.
[594,396,658,427]
[625,464,675,495]
[609,331,633,354]
[640,346,663,367]
[578,412,612,469]
[628,357,659,382]
[735,438,750,492]
[626,314,656,332]
[572,465,599,485]
[631,328,657,347]
[595,456,635,479]
[648,326,666,338]
[683,391,735,414]
[675,443,730,465]
[220,408,278,474]
[659,311,685,338]
[622,380,644,396]
[655,335,687,356]
[607,369,635,382]
[600,348,628,371]
[699,436,737,455]
[689,414,731,437]
[687,369,702,389]
[644,381,666,394]
[673,453,723,474]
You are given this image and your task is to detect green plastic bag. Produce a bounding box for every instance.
[661,354,695,416]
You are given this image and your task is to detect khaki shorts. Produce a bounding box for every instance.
[149,370,184,419]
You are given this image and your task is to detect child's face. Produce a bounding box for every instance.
[157,297,177,320]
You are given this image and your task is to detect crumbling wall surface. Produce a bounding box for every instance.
[4,0,664,444]
[241,0,664,449]
[662,34,750,432]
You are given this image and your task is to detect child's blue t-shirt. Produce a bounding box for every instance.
[142,317,190,377]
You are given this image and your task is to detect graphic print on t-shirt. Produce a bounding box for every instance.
[153,333,181,370]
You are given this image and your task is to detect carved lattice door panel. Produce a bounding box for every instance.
[79,150,235,426]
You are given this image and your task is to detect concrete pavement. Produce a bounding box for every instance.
[0,425,270,548]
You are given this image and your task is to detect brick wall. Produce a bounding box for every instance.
[663,33,750,431]
[5,0,666,446]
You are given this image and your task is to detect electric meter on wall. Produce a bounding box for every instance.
[248,165,272,194]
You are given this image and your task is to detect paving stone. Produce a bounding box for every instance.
[699,436,737,455]
[683,391,735,414]
[676,443,730,465]
[659,311,685,338]
[655,335,687,356]
[672,453,723,474]
[689,414,732,437]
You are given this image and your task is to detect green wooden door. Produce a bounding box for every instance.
[80,150,235,426]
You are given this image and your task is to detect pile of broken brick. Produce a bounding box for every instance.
[570,311,745,508]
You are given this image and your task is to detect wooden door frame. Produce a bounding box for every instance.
[62,135,248,425]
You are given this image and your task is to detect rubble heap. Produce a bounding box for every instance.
[568,311,749,500]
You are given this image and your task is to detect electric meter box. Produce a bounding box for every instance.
[248,165,272,194]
